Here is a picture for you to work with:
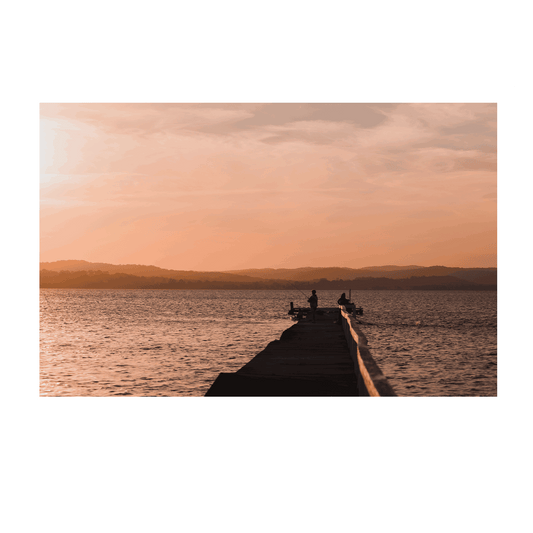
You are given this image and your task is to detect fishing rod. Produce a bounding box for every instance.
[286,279,309,299]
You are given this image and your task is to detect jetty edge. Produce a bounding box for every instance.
[205,305,396,397]
[338,306,396,397]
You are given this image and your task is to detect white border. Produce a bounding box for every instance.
[18,84,516,416]
[17,87,20,415]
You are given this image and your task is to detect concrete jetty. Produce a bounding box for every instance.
[205,306,397,397]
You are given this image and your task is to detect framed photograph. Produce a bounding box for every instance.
[19,84,516,416]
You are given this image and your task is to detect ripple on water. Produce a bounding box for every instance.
[40,289,496,396]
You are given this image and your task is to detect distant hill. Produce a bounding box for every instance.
[39,271,496,291]
[223,265,496,284]
[40,260,497,290]
[40,260,264,282]
[355,265,425,272]
[223,267,368,281]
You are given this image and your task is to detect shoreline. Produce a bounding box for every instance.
[39,286,497,291]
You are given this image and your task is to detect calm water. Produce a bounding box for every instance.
[40,289,497,397]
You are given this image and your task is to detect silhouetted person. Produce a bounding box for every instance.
[308,290,318,323]
[336,292,350,323]
[337,293,350,306]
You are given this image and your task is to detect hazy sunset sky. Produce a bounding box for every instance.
[40,103,496,271]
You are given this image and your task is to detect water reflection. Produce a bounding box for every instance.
[40,289,496,396]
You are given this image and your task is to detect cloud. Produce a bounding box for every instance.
[40,103,497,269]
[197,103,391,134]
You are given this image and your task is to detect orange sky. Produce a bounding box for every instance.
[40,103,496,270]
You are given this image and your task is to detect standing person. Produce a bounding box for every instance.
[308,290,318,323]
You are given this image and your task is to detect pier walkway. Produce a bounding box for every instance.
[206,306,396,396]
[206,308,359,396]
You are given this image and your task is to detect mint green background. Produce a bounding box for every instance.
[0,0,531,533]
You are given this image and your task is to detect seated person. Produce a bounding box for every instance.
[336,293,351,323]
[337,293,350,306]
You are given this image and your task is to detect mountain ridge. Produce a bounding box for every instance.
[40,260,496,286]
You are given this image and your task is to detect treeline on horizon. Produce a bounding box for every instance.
[40,269,497,291]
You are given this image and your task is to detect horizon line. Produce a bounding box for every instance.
[39,259,497,271]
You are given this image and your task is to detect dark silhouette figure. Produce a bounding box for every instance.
[337,293,350,306]
[308,290,318,323]
[336,292,350,323]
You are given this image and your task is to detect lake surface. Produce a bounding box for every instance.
[40,289,497,397]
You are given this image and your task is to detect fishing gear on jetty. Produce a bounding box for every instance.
[287,287,364,319]
[286,279,308,299]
